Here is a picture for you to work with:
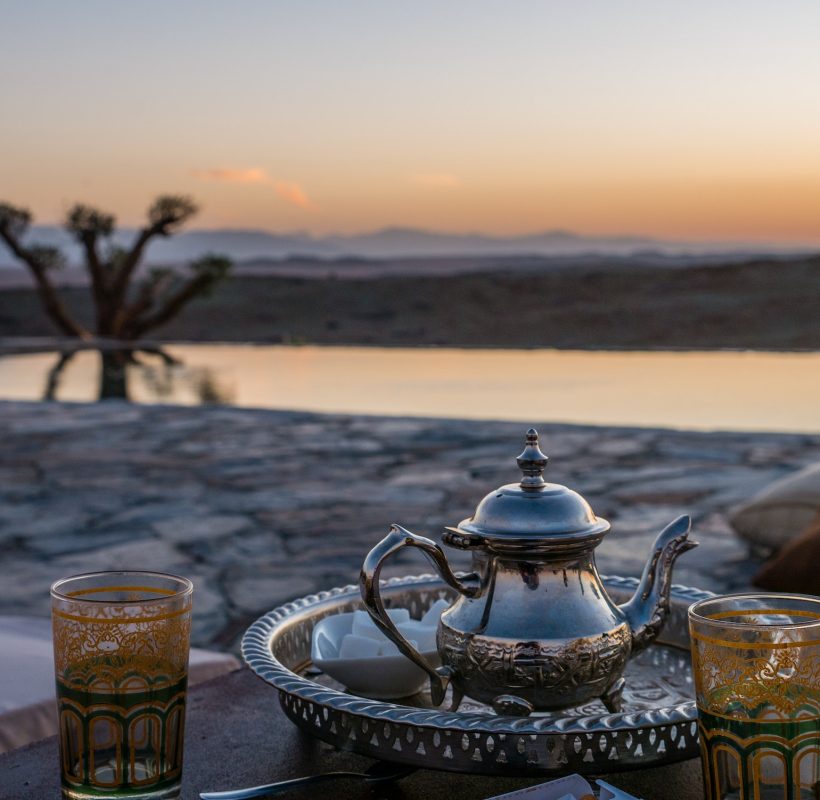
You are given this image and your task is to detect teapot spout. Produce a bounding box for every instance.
[618,515,697,654]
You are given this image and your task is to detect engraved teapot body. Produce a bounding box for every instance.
[360,429,696,716]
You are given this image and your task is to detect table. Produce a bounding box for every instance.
[0,668,705,800]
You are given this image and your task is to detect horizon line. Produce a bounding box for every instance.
[20,223,820,250]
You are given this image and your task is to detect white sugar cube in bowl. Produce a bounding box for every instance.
[351,608,410,639]
[338,634,381,660]
[310,604,445,699]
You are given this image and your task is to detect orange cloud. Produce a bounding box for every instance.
[193,168,315,210]
[409,173,461,188]
[193,167,271,184]
[274,180,314,209]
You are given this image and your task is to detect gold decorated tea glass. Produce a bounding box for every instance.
[688,593,820,800]
[51,571,193,800]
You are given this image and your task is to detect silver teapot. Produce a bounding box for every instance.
[360,429,696,716]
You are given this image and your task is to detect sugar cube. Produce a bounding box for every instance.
[421,598,450,625]
[397,620,437,652]
[352,608,410,640]
[378,638,417,657]
[339,634,382,660]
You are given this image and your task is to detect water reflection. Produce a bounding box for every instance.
[43,351,77,401]
[4,344,820,432]
[39,347,233,405]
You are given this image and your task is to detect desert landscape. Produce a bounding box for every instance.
[2,254,819,350]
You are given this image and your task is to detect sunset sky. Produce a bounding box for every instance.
[2,1,820,242]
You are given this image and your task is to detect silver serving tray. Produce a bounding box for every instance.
[242,574,712,776]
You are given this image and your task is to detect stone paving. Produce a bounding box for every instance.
[2,400,819,652]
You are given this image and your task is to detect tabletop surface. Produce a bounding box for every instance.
[0,668,706,800]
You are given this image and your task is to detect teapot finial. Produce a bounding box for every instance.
[517,428,548,491]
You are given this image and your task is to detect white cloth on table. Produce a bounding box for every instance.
[0,615,240,754]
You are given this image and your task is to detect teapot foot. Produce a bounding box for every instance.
[448,684,465,712]
[601,677,626,713]
[492,694,534,717]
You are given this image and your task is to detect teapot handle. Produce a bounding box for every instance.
[360,524,480,706]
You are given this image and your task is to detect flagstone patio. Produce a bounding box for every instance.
[2,400,818,650]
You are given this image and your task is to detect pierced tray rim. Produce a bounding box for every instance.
[241,573,713,736]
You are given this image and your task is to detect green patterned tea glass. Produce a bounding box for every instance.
[51,571,193,800]
[689,593,820,800]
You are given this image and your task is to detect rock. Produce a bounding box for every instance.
[0,559,65,615]
[594,438,652,457]
[188,579,229,646]
[224,570,317,615]
[99,501,202,529]
[188,529,286,564]
[611,469,769,504]
[654,441,746,464]
[53,538,188,574]
[27,529,136,557]
[153,515,250,544]
[387,468,469,488]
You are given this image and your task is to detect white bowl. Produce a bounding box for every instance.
[310,602,447,699]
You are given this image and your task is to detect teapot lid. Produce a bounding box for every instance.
[444,428,609,550]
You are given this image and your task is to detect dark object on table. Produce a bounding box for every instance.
[753,511,820,595]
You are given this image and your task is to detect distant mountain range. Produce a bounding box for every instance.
[0,226,815,268]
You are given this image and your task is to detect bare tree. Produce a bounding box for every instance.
[0,196,231,398]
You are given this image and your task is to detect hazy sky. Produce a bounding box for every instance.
[2,1,820,241]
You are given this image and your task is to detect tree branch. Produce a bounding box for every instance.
[82,232,112,325]
[111,195,198,305]
[129,254,231,337]
[130,273,213,337]
[65,204,115,324]
[113,268,174,335]
[139,345,182,366]
[1,196,217,346]
[42,350,77,401]
[0,225,91,340]
[112,227,154,301]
